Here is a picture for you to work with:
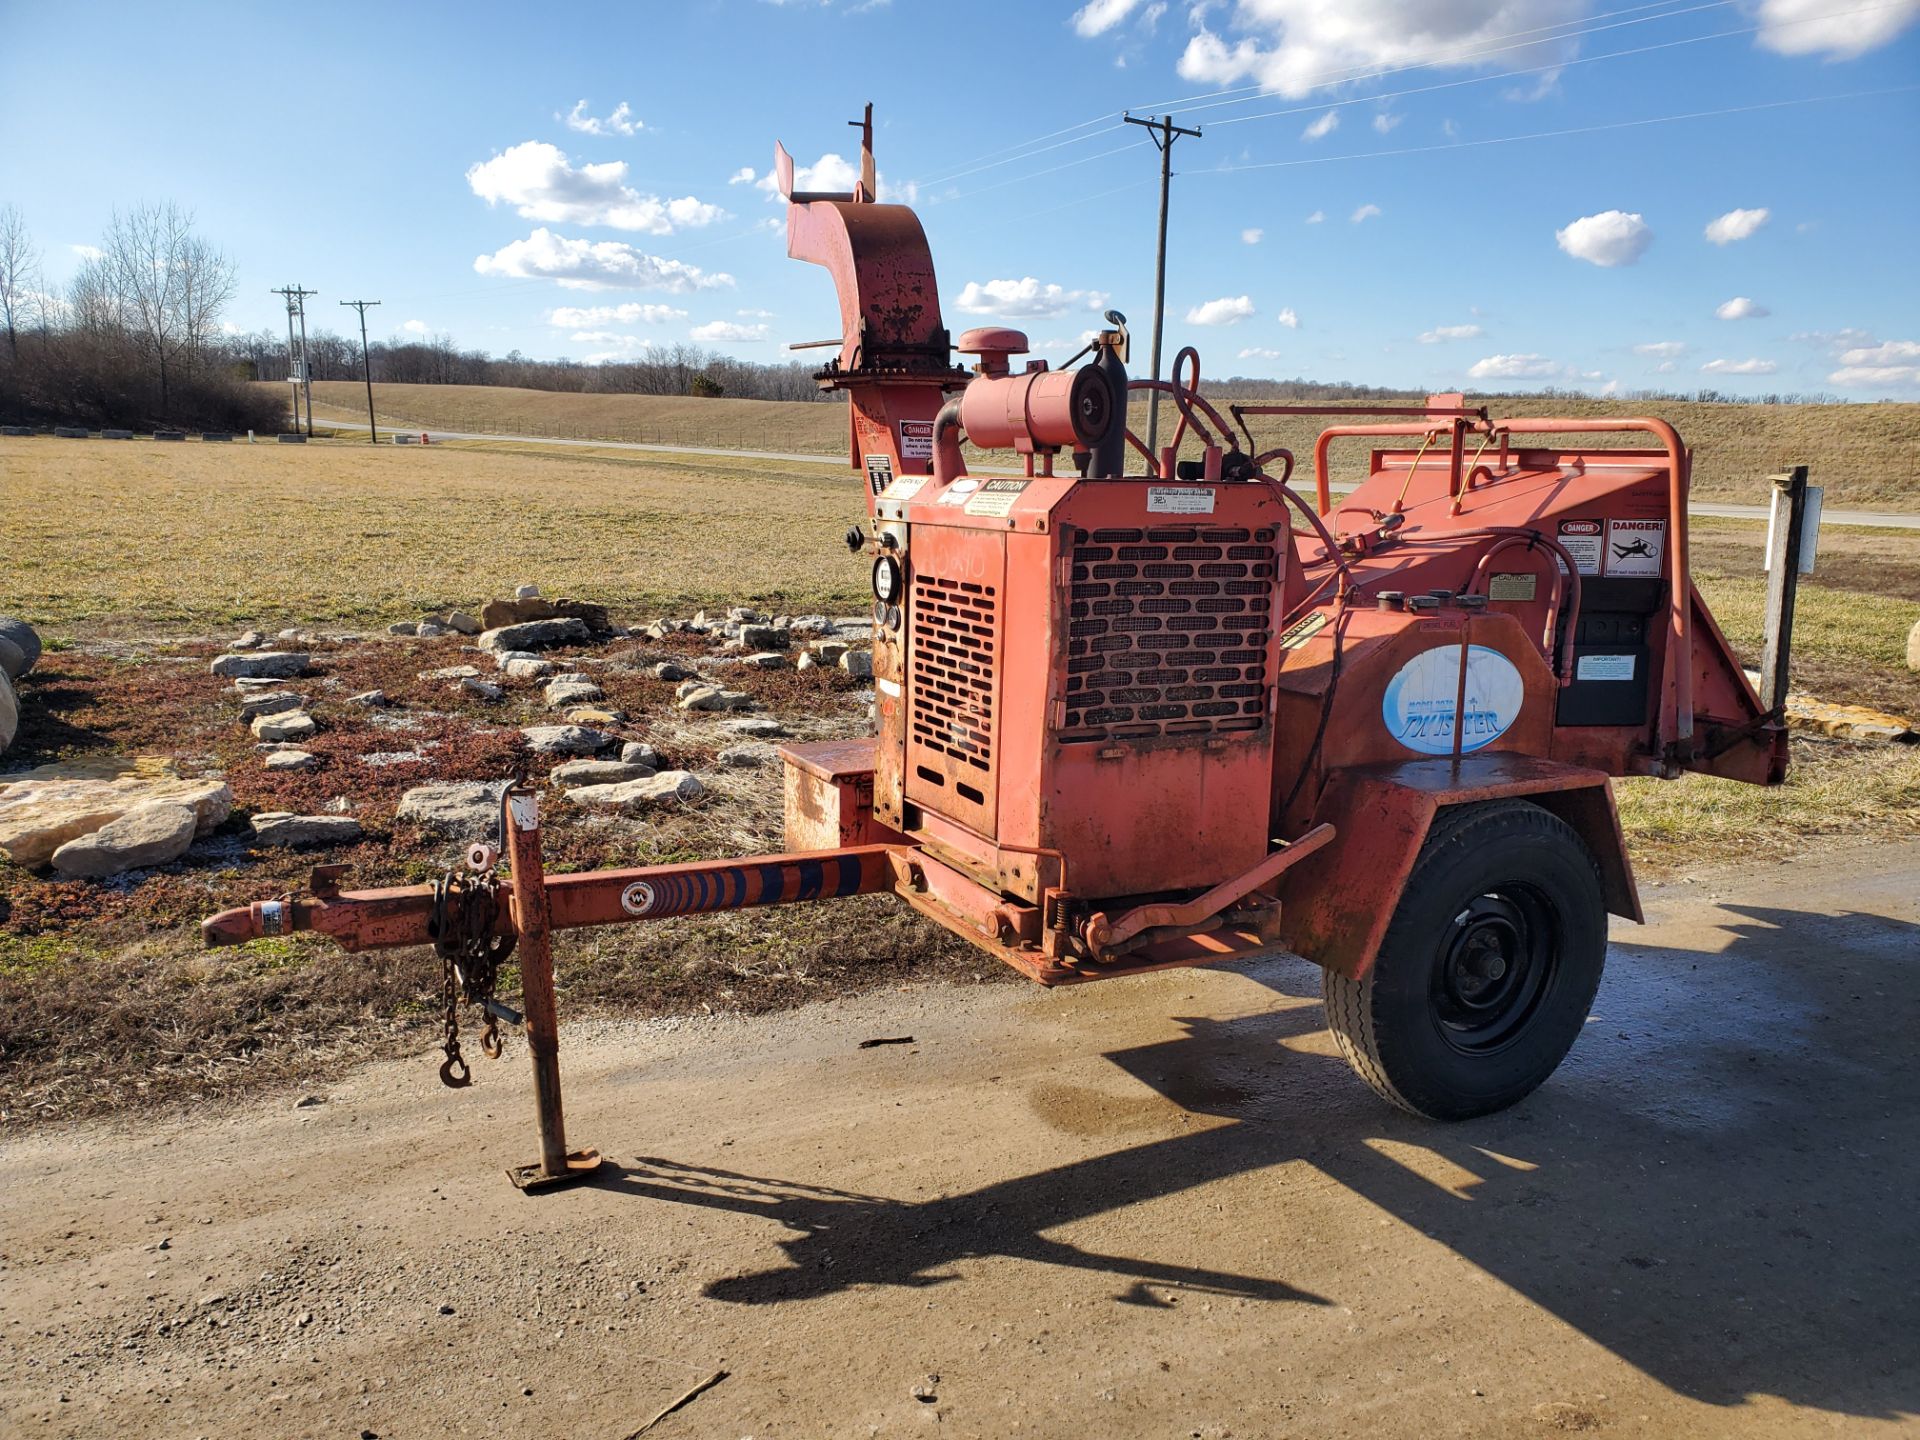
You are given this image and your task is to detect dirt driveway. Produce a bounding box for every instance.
[4,841,1916,1439]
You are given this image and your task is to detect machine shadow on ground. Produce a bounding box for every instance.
[591,900,1918,1423]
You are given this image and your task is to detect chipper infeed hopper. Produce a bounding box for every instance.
[205,109,1791,1190]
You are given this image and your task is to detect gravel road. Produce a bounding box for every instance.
[3,840,1915,1438]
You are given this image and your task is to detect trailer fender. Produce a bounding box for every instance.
[1274,755,1640,980]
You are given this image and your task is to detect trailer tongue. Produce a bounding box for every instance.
[204,109,1790,1191]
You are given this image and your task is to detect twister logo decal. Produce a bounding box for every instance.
[1382,645,1525,755]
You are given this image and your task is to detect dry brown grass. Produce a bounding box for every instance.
[299,379,1920,511]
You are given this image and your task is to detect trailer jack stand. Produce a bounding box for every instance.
[501,784,603,1194]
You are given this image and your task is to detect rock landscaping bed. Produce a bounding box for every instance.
[0,587,980,1126]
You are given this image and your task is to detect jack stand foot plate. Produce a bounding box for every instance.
[506,1147,604,1193]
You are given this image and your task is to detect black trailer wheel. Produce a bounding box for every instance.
[1322,800,1607,1120]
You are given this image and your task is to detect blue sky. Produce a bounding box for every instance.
[4,0,1917,398]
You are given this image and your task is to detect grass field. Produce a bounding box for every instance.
[1,434,1914,1125]
[299,379,1920,511]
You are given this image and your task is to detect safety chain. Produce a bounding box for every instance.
[427,861,516,1089]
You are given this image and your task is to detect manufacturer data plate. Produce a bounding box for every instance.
[1146,486,1216,515]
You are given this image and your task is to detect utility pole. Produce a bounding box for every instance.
[340,299,381,444]
[270,285,318,434]
[1123,112,1201,462]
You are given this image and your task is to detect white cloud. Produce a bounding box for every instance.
[1241,227,1264,245]
[1715,296,1770,320]
[1468,353,1563,380]
[1238,347,1286,360]
[1700,357,1778,375]
[1186,295,1257,325]
[1372,112,1402,134]
[547,302,686,327]
[1654,361,1677,374]
[70,243,103,261]
[1072,0,1142,36]
[1350,203,1381,224]
[1305,209,1325,224]
[737,307,775,319]
[1302,109,1339,141]
[1634,340,1687,358]
[752,150,913,204]
[1828,339,1920,389]
[1555,210,1651,267]
[1276,307,1300,329]
[1704,207,1770,245]
[473,228,735,292]
[728,166,757,185]
[1175,0,1590,99]
[400,319,429,336]
[467,142,725,234]
[954,276,1109,318]
[1141,1,1167,28]
[1755,0,1920,57]
[1791,327,1875,354]
[560,100,641,137]
[1419,323,1483,343]
[690,320,771,344]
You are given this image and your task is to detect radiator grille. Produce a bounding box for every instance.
[909,574,997,771]
[1063,526,1276,741]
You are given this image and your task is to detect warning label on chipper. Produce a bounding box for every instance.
[964,478,1030,517]
[1605,518,1666,577]
[898,420,934,462]
[1557,519,1603,576]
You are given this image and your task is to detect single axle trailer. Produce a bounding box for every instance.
[205,109,1802,1191]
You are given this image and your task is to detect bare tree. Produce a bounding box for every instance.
[98,202,235,415]
[0,204,40,359]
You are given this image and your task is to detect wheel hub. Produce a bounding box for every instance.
[1433,890,1556,1052]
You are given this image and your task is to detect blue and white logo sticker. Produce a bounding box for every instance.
[1382,645,1525,755]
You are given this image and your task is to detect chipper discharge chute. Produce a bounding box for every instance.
[204,108,1792,1190]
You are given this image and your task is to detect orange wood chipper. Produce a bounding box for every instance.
[205,112,1795,1191]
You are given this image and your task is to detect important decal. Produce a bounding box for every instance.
[1278,611,1329,649]
[1146,486,1216,515]
[1576,653,1636,682]
[882,474,928,501]
[1605,517,1666,577]
[620,881,657,917]
[937,477,981,506]
[964,478,1030,517]
[1381,645,1526,756]
[898,419,934,462]
[865,453,893,496]
[1488,572,1537,602]
[1557,519,1603,576]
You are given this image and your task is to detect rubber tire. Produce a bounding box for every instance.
[1323,799,1607,1120]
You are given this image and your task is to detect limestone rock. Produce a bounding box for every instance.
[0,670,15,753]
[740,652,789,670]
[520,724,617,756]
[416,620,449,638]
[549,758,657,788]
[840,649,874,679]
[479,595,610,632]
[0,758,231,867]
[347,689,389,706]
[477,617,589,653]
[263,750,317,772]
[231,629,264,651]
[1785,695,1916,743]
[499,655,558,680]
[396,781,507,834]
[653,660,694,682]
[0,635,24,683]
[544,678,605,709]
[620,741,661,768]
[722,717,787,739]
[461,677,505,702]
[420,665,481,681]
[387,622,419,637]
[564,707,624,727]
[739,624,788,651]
[50,801,198,879]
[564,770,705,812]
[237,691,306,722]
[250,812,363,847]
[810,639,850,663]
[1909,618,1920,673]
[211,651,309,680]
[717,744,773,768]
[787,615,834,636]
[251,710,317,742]
[0,616,43,676]
[796,652,818,672]
[675,684,752,712]
[446,610,482,636]
[728,607,764,624]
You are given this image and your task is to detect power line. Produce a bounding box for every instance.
[1123,113,1202,458]
[340,299,381,444]
[269,285,317,435]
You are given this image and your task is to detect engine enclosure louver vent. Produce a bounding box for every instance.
[1062,525,1276,741]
